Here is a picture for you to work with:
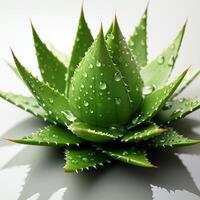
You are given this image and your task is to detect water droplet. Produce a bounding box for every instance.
[90,109,94,114]
[162,101,173,110]
[114,71,122,82]
[83,72,88,78]
[170,108,183,118]
[96,61,101,67]
[143,85,155,95]
[99,82,107,90]
[62,111,77,122]
[82,157,88,162]
[168,55,175,67]
[122,151,129,156]
[81,84,84,89]
[84,101,89,107]
[89,64,93,68]
[157,56,165,65]
[115,97,121,105]
[49,99,54,104]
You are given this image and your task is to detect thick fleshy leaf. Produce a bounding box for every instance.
[12,52,72,126]
[66,8,93,95]
[128,69,188,129]
[98,146,155,168]
[68,27,140,127]
[156,97,200,124]
[140,22,186,88]
[172,69,200,98]
[128,6,148,68]
[64,147,110,172]
[5,125,84,146]
[145,129,199,148]
[0,91,54,123]
[122,123,165,142]
[106,17,143,115]
[69,122,123,142]
[31,24,67,93]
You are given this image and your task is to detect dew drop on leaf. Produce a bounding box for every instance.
[168,55,175,67]
[157,56,165,65]
[114,71,123,82]
[84,101,89,107]
[89,64,93,69]
[99,82,107,90]
[162,101,173,110]
[143,85,155,95]
[96,60,101,67]
[115,97,121,105]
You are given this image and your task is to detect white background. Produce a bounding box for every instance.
[0,0,200,199]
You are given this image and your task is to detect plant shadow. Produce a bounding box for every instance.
[0,116,200,200]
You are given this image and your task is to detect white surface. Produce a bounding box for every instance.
[0,0,200,199]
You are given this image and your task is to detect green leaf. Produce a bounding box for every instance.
[172,69,200,98]
[31,24,67,93]
[156,97,200,124]
[128,69,188,129]
[106,17,143,115]
[5,125,84,146]
[122,123,165,142]
[68,27,140,127]
[98,146,155,168]
[64,147,110,172]
[66,8,94,95]
[145,129,200,148]
[69,122,123,142]
[0,91,54,123]
[140,22,186,88]
[12,51,72,126]
[128,6,148,68]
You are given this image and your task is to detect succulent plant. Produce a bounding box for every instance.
[1,5,200,173]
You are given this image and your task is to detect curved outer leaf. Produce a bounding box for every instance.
[140,22,186,88]
[66,8,94,95]
[64,147,110,172]
[128,6,148,68]
[144,129,199,148]
[97,146,155,168]
[122,123,165,142]
[128,69,188,129]
[155,97,200,124]
[172,69,200,98]
[12,52,71,126]
[69,122,123,143]
[106,17,143,116]
[31,24,67,94]
[0,91,54,123]
[5,125,84,146]
[68,27,139,127]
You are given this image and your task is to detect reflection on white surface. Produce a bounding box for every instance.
[0,145,26,169]
[177,154,200,191]
[0,165,30,200]
[151,185,200,200]
[49,188,67,200]
[26,193,40,200]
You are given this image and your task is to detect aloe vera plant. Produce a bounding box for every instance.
[1,6,200,173]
